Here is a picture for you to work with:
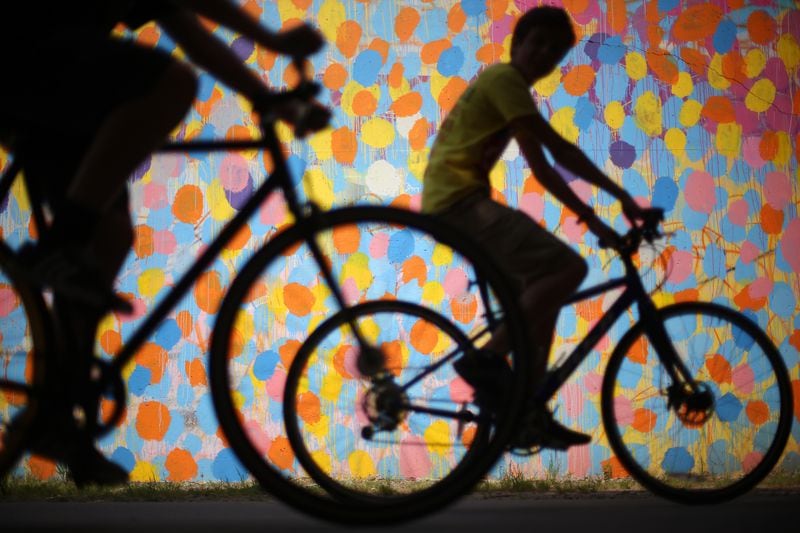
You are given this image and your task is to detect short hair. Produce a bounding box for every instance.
[511,7,576,54]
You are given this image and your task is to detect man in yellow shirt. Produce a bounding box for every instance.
[423,6,644,450]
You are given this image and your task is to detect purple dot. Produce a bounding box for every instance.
[231,37,255,62]
[131,157,152,182]
[609,140,636,169]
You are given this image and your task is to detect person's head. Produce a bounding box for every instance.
[510,7,576,82]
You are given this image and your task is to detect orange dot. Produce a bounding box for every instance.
[194,271,224,314]
[176,310,193,338]
[401,256,426,285]
[450,293,477,324]
[137,23,160,47]
[461,425,477,448]
[760,204,784,235]
[705,354,732,384]
[166,448,198,482]
[284,283,315,316]
[487,0,509,20]
[257,48,276,72]
[323,63,347,91]
[336,20,362,58]
[562,0,590,15]
[746,401,770,426]
[421,39,451,65]
[297,391,322,424]
[747,10,776,45]
[438,77,468,113]
[279,339,302,369]
[601,456,629,479]
[382,340,404,377]
[226,223,251,251]
[388,62,405,88]
[136,401,171,441]
[368,38,390,63]
[646,48,679,85]
[185,358,207,387]
[352,90,378,116]
[672,4,724,41]
[680,47,709,77]
[391,91,423,117]
[632,408,657,433]
[134,225,154,258]
[268,436,295,471]
[290,0,312,8]
[410,319,438,354]
[792,379,800,422]
[476,43,504,64]
[701,96,736,123]
[721,51,746,85]
[395,7,420,42]
[607,0,627,34]
[136,342,169,384]
[100,330,122,355]
[759,131,779,161]
[409,118,430,151]
[333,345,354,379]
[333,224,360,254]
[675,288,699,303]
[575,297,603,322]
[734,284,767,312]
[332,127,358,165]
[563,65,596,96]
[28,456,57,480]
[172,185,204,225]
[447,3,466,33]
[626,337,648,364]
[243,281,268,304]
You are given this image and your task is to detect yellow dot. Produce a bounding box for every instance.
[130,461,160,482]
[604,101,625,130]
[431,243,453,266]
[777,34,800,71]
[309,128,333,161]
[422,281,445,306]
[625,52,647,81]
[745,79,776,113]
[348,450,377,478]
[138,269,166,299]
[665,128,687,154]
[303,168,335,210]
[708,54,730,90]
[671,72,693,98]
[208,179,236,222]
[424,420,452,456]
[551,108,579,144]
[362,118,396,149]
[745,49,767,78]
[679,100,703,128]
[774,131,792,168]
[311,449,332,474]
[715,123,742,159]
[633,91,663,137]
[533,68,561,97]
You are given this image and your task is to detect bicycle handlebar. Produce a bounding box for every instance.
[599,207,664,256]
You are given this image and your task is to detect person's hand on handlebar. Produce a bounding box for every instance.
[582,212,622,250]
[619,192,648,228]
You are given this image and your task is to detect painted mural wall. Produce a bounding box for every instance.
[1,0,799,482]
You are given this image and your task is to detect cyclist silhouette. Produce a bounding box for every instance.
[0,0,325,486]
[422,6,647,450]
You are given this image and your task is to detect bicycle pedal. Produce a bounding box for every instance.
[509,445,541,457]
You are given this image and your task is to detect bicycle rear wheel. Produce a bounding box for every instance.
[209,206,527,524]
[284,300,491,504]
[0,242,49,481]
[602,302,792,503]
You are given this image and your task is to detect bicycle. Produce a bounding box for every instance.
[0,58,529,524]
[283,207,793,506]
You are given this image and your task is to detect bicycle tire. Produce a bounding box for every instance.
[283,300,492,504]
[0,242,49,482]
[209,206,528,524]
[601,302,793,504]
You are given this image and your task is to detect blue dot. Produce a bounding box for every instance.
[111,447,136,473]
[713,20,737,54]
[253,350,280,380]
[212,449,249,482]
[353,49,383,87]
[129,366,152,396]
[156,320,182,351]
[598,35,626,65]
[388,230,415,264]
[716,393,743,422]
[658,0,680,10]
[438,46,465,77]
[662,447,694,474]
[461,0,486,17]
[653,177,679,212]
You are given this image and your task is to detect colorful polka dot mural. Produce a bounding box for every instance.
[0,0,798,482]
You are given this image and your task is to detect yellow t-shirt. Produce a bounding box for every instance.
[422,63,538,213]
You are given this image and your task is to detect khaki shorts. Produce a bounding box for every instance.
[437,193,584,293]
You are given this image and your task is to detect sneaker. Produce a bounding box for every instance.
[453,349,513,411]
[510,406,591,451]
[18,242,132,313]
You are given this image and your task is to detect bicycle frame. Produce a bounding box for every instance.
[0,122,360,377]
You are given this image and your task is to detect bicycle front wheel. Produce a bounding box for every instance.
[210,206,528,524]
[0,242,49,481]
[602,302,793,503]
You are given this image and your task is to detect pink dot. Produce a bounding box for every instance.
[408,194,422,212]
[369,233,389,259]
[668,249,694,285]
[583,372,602,394]
[732,364,755,396]
[259,193,286,226]
[764,172,791,210]
[243,420,271,455]
[117,297,146,322]
[0,287,17,317]
[685,171,716,214]
[728,199,750,226]
[613,396,633,427]
[519,192,544,221]
[742,137,765,169]
[567,440,591,477]
[153,230,177,255]
[443,268,468,298]
[220,154,250,192]
[342,345,361,380]
[143,182,168,210]
[748,276,773,299]
[562,214,586,244]
[399,435,432,479]
[341,277,360,305]
[562,382,584,419]
[743,451,764,474]
[265,369,287,401]
[740,241,761,263]
[783,219,800,273]
[449,376,473,404]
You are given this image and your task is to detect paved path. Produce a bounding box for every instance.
[2,490,798,532]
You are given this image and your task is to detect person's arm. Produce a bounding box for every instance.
[524,111,645,224]
[512,118,620,245]
[172,0,323,56]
